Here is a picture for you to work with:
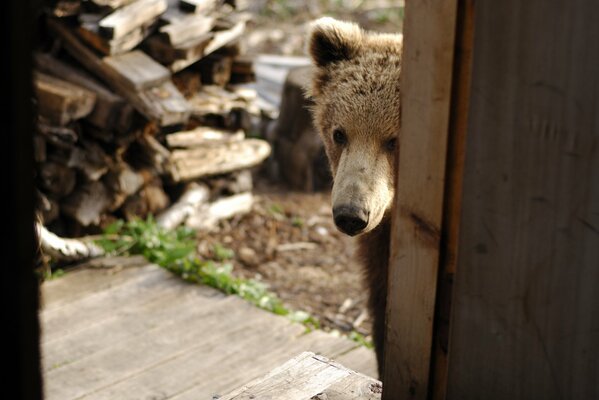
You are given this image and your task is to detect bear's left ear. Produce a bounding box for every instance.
[308,17,363,67]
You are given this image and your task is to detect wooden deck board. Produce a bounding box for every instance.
[40,260,376,399]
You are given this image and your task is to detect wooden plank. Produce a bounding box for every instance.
[430,1,474,399]
[169,138,271,181]
[103,50,171,91]
[98,0,167,40]
[383,0,458,399]
[79,310,306,400]
[40,265,177,341]
[446,1,599,399]
[334,346,379,379]
[33,72,96,125]
[44,295,255,400]
[40,256,149,309]
[220,352,381,400]
[42,275,226,372]
[173,331,363,400]
[165,126,244,148]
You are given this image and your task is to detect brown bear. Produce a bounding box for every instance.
[305,17,402,378]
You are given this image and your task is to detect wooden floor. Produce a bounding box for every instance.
[40,256,377,400]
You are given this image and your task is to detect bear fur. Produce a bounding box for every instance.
[305,17,402,378]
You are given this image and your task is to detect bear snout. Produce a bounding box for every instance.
[333,205,369,236]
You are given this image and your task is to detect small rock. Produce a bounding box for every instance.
[238,246,259,267]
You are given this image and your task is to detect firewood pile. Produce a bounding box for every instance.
[35,0,274,243]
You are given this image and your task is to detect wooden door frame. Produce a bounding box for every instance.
[383,1,474,399]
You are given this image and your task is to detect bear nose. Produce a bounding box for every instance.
[333,205,369,236]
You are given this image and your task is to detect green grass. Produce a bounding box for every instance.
[96,216,371,347]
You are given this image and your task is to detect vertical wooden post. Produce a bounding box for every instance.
[383,0,459,399]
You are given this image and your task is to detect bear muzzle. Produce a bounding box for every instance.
[333,205,369,236]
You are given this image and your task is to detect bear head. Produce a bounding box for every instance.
[306,17,402,236]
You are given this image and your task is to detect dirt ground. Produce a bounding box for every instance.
[193,0,405,340]
[196,179,373,338]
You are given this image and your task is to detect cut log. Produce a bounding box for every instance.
[134,133,172,173]
[98,0,167,40]
[34,53,133,132]
[134,80,191,126]
[159,9,215,47]
[62,181,112,226]
[168,138,271,181]
[34,135,47,163]
[104,162,145,197]
[37,223,105,262]
[89,0,136,9]
[34,72,97,126]
[120,182,170,220]
[186,192,253,231]
[198,54,233,86]
[178,0,218,13]
[49,0,81,17]
[38,191,61,224]
[38,162,77,198]
[47,20,190,126]
[208,169,253,196]
[37,120,78,148]
[188,85,248,117]
[67,141,112,181]
[165,126,244,148]
[103,50,171,91]
[79,13,159,55]
[156,181,210,229]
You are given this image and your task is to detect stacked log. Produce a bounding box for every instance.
[36,0,271,241]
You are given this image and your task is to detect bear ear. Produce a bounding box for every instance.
[308,17,363,67]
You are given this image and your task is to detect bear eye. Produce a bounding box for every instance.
[384,137,397,152]
[333,128,347,145]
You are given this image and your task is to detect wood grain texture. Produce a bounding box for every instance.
[40,262,377,400]
[446,1,599,399]
[220,352,381,400]
[383,0,458,399]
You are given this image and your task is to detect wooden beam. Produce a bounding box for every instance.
[383,0,458,399]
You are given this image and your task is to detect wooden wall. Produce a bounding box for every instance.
[446,0,599,398]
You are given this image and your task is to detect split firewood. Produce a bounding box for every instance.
[49,0,81,17]
[103,50,171,91]
[37,120,78,148]
[47,20,190,126]
[156,182,210,229]
[120,182,170,220]
[165,126,244,148]
[88,0,136,9]
[38,162,77,198]
[62,181,112,226]
[208,169,253,196]
[186,192,253,231]
[34,72,97,126]
[168,138,271,181]
[98,0,167,40]
[159,8,215,47]
[37,191,61,224]
[37,222,105,262]
[35,53,134,132]
[178,0,218,13]
[67,141,112,181]
[34,136,47,163]
[79,13,160,56]
[198,54,233,86]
